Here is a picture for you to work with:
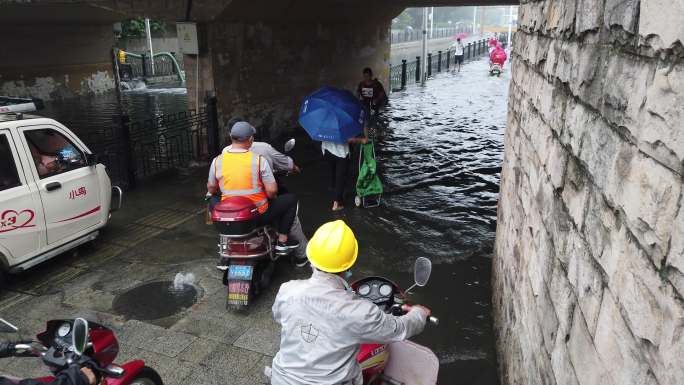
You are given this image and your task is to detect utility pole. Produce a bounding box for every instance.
[472,6,478,35]
[429,7,434,39]
[145,18,155,75]
[507,6,514,48]
[421,7,428,85]
[480,7,486,37]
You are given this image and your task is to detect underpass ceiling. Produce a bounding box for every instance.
[0,0,518,24]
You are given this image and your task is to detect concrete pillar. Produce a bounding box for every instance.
[182,23,215,114]
[0,23,116,101]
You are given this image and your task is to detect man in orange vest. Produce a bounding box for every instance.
[207,122,300,256]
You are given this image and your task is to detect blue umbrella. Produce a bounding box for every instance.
[298,86,365,144]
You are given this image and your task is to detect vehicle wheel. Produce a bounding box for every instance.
[129,367,164,385]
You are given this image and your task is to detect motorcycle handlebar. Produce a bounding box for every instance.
[391,304,439,326]
[5,341,46,358]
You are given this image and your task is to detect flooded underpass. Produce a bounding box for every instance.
[292,57,508,385]
[0,58,508,385]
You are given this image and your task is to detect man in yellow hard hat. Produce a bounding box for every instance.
[269,220,431,385]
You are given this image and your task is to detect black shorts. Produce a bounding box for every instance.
[454,55,464,64]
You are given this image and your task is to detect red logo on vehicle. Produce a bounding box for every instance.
[69,186,87,200]
[0,209,35,233]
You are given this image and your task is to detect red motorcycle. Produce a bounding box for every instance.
[212,196,282,308]
[354,257,440,385]
[0,317,163,385]
[211,139,296,308]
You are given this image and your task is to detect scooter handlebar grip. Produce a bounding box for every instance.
[428,316,439,326]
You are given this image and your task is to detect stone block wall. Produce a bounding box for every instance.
[493,1,684,385]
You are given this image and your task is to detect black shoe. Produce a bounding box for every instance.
[294,255,309,267]
[276,239,300,255]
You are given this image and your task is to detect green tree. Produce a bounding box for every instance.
[393,11,414,29]
[120,18,166,40]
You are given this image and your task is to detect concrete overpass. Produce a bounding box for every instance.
[2,2,684,385]
[0,0,516,128]
[0,1,518,22]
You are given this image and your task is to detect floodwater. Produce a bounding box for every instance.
[40,82,188,138]
[36,59,507,383]
[293,58,508,385]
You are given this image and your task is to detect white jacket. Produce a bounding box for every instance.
[271,269,427,385]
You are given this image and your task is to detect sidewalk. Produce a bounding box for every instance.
[0,168,309,385]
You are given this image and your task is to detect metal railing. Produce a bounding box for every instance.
[76,103,214,189]
[390,24,473,44]
[120,51,185,83]
[389,39,490,91]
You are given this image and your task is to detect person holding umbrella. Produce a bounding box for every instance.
[299,87,369,211]
[322,133,368,211]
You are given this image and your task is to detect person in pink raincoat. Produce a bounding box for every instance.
[490,42,508,68]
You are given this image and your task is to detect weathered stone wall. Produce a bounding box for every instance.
[0,23,116,101]
[187,20,391,140]
[493,1,684,385]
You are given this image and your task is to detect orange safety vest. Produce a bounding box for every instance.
[217,150,269,213]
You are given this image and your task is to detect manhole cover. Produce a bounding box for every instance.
[112,281,198,320]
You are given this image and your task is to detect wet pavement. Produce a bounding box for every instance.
[0,58,508,385]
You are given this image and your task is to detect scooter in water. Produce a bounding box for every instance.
[489,63,503,77]
[211,138,297,308]
[0,317,163,385]
[353,257,440,385]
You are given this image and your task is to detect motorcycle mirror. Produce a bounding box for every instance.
[414,257,432,287]
[0,318,19,333]
[405,257,432,294]
[284,138,296,153]
[72,318,89,356]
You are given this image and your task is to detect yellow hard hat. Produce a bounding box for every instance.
[306,220,358,273]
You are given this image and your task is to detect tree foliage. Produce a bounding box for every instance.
[120,18,166,40]
[392,6,511,29]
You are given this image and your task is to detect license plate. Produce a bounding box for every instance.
[228,281,250,306]
[228,265,253,280]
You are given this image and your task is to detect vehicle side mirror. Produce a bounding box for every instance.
[72,318,89,356]
[284,138,296,153]
[86,153,98,166]
[405,257,433,294]
[0,318,18,333]
[414,257,432,287]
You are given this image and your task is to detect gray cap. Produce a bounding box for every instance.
[230,121,256,141]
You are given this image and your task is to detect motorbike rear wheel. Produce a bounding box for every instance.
[129,366,164,385]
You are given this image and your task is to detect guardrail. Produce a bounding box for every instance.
[75,100,217,189]
[390,25,473,44]
[389,38,496,91]
[119,51,185,84]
